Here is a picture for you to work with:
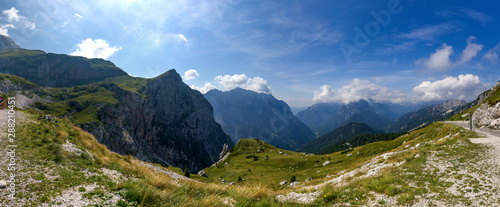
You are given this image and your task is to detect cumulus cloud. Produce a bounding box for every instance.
[313,85,336,103]
[313,79,408,104]
[416,43,454,71]
[458,36,483,64]
[70,38,121,59]
[191,82,217,94]
[183,69,199,80]
[214,74,271,93]
[413,74,489,102]
[0,7,35,37]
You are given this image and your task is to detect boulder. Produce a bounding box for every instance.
[197,169,207,178]
[279,180,287,185]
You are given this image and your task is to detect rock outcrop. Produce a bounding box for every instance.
[81,70,233,171]
[473,102,500,129]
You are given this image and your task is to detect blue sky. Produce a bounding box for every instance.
[0,0,499,107]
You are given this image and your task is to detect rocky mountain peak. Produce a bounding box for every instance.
[0,35,21,51]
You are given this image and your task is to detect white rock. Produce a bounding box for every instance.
[280,180,288,185]
[322,160,330,166]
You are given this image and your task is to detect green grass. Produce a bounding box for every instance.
[0,48,46,57]
[485,82,500,106]
[12,106,496,206]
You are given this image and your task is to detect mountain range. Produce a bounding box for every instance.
[204,88,315,150]
[296,100,414,136]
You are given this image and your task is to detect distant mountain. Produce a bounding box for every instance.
[298,122,378,153]
[387,100,467,133]
[0,35,20,51]
[204,88,315,150]
[297,100,410,136]
[0,49,127,87]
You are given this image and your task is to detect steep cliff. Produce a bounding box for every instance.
[74,70,234,171]
[0,49,127,87]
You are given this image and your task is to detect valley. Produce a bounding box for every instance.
[0,3,499,205]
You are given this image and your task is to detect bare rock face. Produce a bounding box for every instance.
[219,144,229,160]
[472,102,500,129]
[81,70,234,172]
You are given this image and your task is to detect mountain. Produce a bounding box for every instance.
[0,49,128,87]
[204,88,315,150]
[297,100,407,136]
[387,100,467,133]
[298,122,379,153]
[0,49,233,172]
[316,132,404,155]
[0,35,20,51]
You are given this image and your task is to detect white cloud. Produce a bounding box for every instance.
[313,85,337,103]
[0,7,35,37]
[458,36,483,64]
[413,74,489,102]
[3,7,21,22]
[313,79,408,104]
[191,82,217,94]
[70,38,121,59]
[214,74,271,93]
[177,34,188,42]
[399,22,459,41]
[483,43,500,63]
[416,43,454,71]
[74,13,84,21]
[0,24,14,37]
[183,69,199,80]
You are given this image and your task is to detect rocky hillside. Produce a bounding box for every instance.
[204,88,315,150]
[387,100,467,133]
[0,35,20,51]
[0,49,127,87]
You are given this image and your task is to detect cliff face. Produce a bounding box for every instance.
[81,70,233,171]
[0,49,127,87]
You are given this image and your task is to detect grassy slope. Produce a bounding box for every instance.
[11,107,496,206]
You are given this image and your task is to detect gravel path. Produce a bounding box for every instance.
[446,121,500,165]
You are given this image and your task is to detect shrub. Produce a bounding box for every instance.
[184,168,190,178]
[290,175,296,183]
